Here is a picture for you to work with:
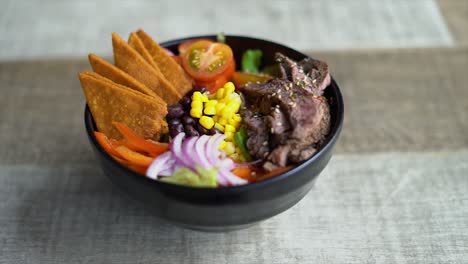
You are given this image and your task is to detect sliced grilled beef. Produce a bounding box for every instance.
[276,53,331,96]
[242,110,270,159]
[240,53,331,171]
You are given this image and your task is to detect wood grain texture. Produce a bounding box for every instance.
[438,0,468,45]
[307,47,468,154]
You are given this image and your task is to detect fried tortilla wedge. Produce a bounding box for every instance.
[112,32,182,105]
[136,29,193,96]
[128,32,159,70]
[82,70,167,119]
[88,53,160,100]
[79,71,168,140]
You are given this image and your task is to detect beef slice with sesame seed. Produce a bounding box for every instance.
[240,53,331,171]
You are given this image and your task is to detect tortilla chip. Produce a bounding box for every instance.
[112,32,182,105]
[128,33,159,70]
[88,53,159,99]
[79,71,168,140]
[136,29,193,96]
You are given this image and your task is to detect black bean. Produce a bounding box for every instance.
[196,123,210,135]
[174,123,184,133]
[180,96,191,109]
[182,115,195,125]
[167,104,185,118]
[169,128,179,138]
[168,118,181,126]
[184,124,199,137]
[207,128,218,135]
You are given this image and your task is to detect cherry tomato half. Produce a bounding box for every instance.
[232,71,272,87]
[178,39,213,54]
[181,40,234,82]
[195,59,235,93]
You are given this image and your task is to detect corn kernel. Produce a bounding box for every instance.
[219,140,227,150]
[216,88,225,99]
[232,102,241,113]
[233,114,242,122]
[218,117,227,126]
[225,124,236,133]
[204,106,216,115]
[225,131,234,141]
[191,100,203,109]
[199,116,215,129]
[221,107,233,118]
[228,118,239,128]
[206,100,218,107]
[227,92,240,102]
[215,102,225,112]
[214,123,224,132]
[213,115,218,122]
[192,91,203,101]
[224,82,235,94]
[201,94,209,103]
[190,108,202,118]
[224,142,236,155]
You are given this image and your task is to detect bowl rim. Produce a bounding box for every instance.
[84,34,344,194]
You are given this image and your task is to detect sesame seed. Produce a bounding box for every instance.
[312,79,317,84]
[277,122,282,126]
[250,171,257,176]
[262,141,268,146]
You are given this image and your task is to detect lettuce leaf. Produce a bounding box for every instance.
[241,49,263,73]
[160,166,218,187]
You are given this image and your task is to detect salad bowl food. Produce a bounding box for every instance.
[82,33,343,231]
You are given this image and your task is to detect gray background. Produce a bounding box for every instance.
[0,0,454,59]
[1,0,468,263]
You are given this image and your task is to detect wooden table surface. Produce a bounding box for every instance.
[1,45,467,263]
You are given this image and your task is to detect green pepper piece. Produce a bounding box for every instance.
[241,49,263,73]
[234,127,254,162]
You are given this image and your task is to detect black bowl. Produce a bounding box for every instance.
[84,35,344,231]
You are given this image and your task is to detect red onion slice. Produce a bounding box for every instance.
[219,169,248,186]
[146,151,173,179]
[146,132,248,187]
[171,133,188,167]
[205,134,225,165]
[194,135,211,168]
[181,136,198,166]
